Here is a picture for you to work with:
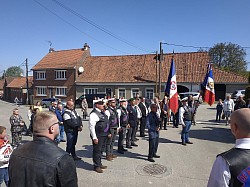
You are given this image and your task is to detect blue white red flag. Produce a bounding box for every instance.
[203,68,215,106]
[165,58,178,114]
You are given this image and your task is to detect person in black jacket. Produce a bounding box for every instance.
[138,97,149,137]
[8,111,78,187]
[63,100,83,160]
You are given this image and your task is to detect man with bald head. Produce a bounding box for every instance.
[8,111,78,187]
[208,108,250,187]
[63,100,83,160]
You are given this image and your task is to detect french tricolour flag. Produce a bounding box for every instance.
[165,58,178,114]
[203,68,215,106]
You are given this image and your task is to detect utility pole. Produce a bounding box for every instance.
[155,51,158,97]
[25,58,29,105]
[159,42,163,98]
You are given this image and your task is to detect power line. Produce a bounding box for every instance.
[50,0,152,53]
[33,0,128,54]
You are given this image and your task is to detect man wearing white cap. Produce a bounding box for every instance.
[104,98,119,161]
[179,97,193,146]
[89,99,110,173]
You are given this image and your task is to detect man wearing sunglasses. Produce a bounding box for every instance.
[8,111,78,187]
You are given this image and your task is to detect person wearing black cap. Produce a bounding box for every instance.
[117,98,129,154]
[126,98,138,148]
[89,99,110,173]
[179,97,193,146]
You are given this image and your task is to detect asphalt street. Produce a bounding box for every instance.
[0,100,235,187]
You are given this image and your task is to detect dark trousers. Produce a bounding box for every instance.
[160,117,168,129]
[126,126,136,146]
[172,112,179,127]
[66,131,78,156]
[140,117,146,136]
[216,111,222,121]
[118,126,126,150]
[106,128,117,155]
[148,137,159,158]
[93,136,107,168]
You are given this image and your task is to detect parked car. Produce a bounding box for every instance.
[179,92,203,103]
[41,98,58,108]
[231,90,245,101]
[75,94,107,108]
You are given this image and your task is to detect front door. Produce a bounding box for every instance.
[49,88,53,98]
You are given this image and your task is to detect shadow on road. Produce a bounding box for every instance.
[190,126,234,144]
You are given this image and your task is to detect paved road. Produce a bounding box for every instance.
[0,100,235,187]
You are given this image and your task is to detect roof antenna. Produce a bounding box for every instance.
[47,41,54,53]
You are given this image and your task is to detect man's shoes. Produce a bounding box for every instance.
[148,158,155,162]
[111,154,117,158]
[121,148,128,152]
[100,165,107,169]
[117,150,124,154]
[131,143,138,147]
[94,167,103,173]
[153,154,160,158]
[60,140,66,142]
[186,141,193,144]
[106,155,113,161]
[72,156,81,160]
[182,142,187,146]
[126,145,132,149]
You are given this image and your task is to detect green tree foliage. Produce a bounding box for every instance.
[208,42,247,74]
[5,66,24,77]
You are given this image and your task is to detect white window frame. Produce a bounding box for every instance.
[55,70,66,80]
[36,71,46,80]
[55,87,67,97]
[131,88,139,98]
[118,88,126,98]
[145,88,154,99]
[84,88,98,94]
[36,86,47,96]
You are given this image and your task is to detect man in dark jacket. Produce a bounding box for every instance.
[63,100,83,160]
[146,103,160,162]
[8,111,78,187]
[138,97,148,137]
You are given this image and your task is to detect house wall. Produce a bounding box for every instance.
[33,69,76,104]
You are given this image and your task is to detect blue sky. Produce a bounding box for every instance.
[1,0,250,75]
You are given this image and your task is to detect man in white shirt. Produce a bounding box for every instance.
[208,108,250,187]
[89,99,110,173]
[223,95,235,125]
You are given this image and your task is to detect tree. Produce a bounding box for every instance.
[5,66,24,77]
[208,42,247,74]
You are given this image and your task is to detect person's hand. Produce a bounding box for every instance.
[108,134,112,138]
[20,122,24,126]
[127,124,130,128]
[182,124,186,127]
[156,127,160,131]
[118,128,123,132]
[78,126,83,131]
[93,139,98,144]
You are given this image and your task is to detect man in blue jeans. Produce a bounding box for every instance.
[63,101,83,160]
[55,103,66,143]
[179,97,193,146]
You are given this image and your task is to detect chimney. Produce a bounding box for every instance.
[83,43,90,51]
[49,48,55,53]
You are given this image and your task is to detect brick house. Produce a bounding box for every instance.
[31,44,90,103]
[32,45,248,103]
[5,76,33,104]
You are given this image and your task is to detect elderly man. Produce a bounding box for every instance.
[63,100,83,160]
[89,99,110,173]
[8,111,78,187]
[179,97,193,146]
[223,95,235,125]
[146,103,160,162]
[208,108,250,187]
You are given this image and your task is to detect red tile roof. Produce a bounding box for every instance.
[0,77,15,90]
[32,48,89,70]
[6,77,33,88]
[76,52,248,84]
